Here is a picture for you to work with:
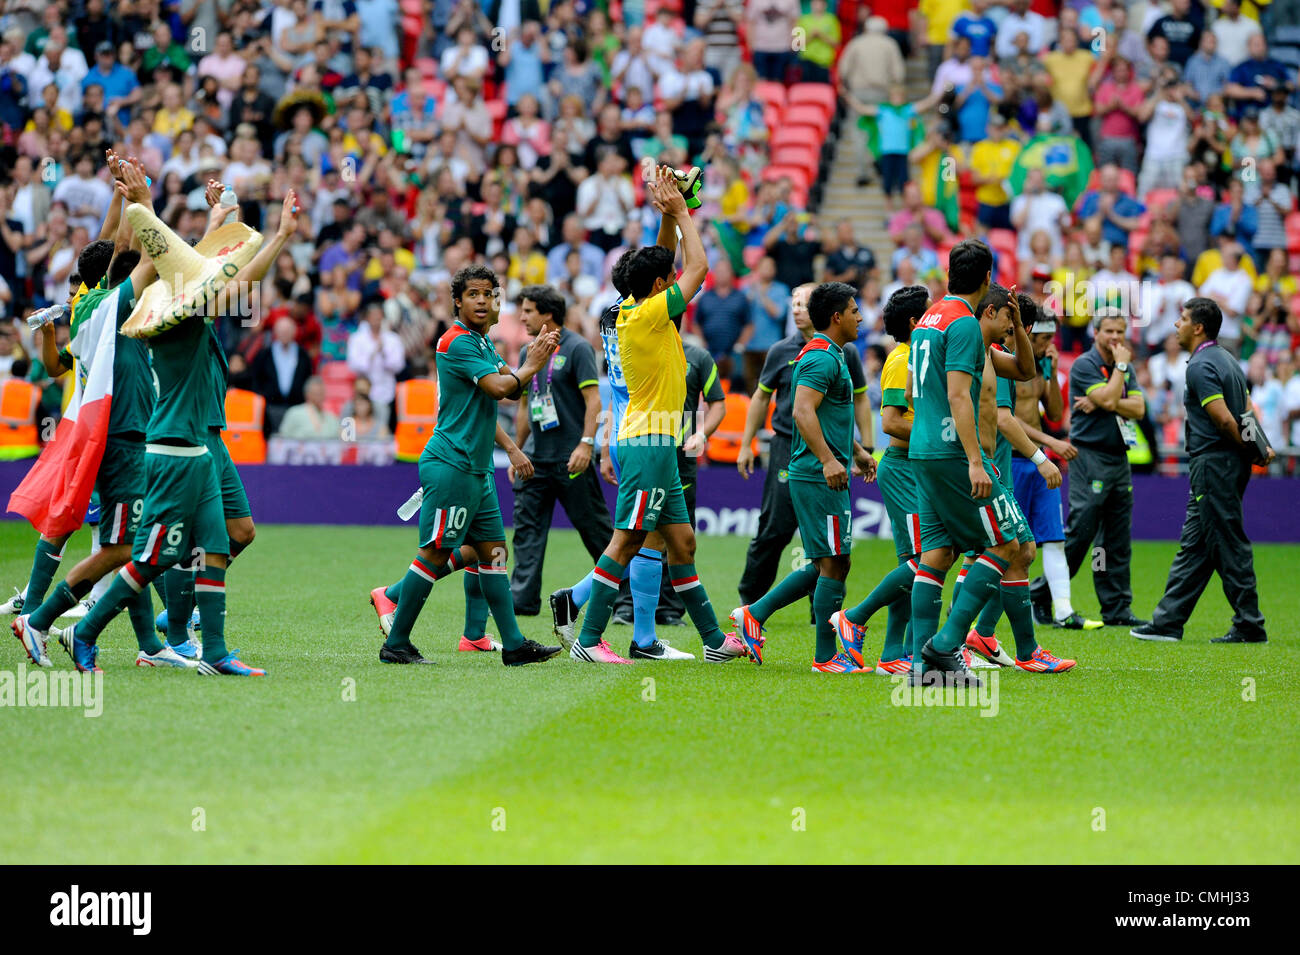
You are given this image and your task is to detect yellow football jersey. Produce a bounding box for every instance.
[616,282,688,440]
[880,341,913,426]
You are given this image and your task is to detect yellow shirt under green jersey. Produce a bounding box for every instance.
[880,340,913,429]
[616,282,688,440]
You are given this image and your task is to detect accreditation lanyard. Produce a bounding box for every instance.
[530,353,559,431]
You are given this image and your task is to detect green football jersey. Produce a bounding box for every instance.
[147,314,217,446]
[788,333,855,481]
[424,321,507,474]
[76,278,155,437]
[908,295,985,461]
[206,324,229,431]
[994,369,1015,479]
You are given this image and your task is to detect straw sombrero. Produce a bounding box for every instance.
[121,203,264,339]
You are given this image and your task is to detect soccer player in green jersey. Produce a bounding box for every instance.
[906,241,1037,685]
[51,162,293,675]
[730,282,879,672]
[153,179,265,661]
[372,264,563,666]
[830,284,929,675]
[958,292,1077,673]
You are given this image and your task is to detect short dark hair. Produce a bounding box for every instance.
[106,250,140,288]
[883,284,929,342]
[625,245,675,300]
[1182,296,1223,340]
[519,284,567,325]
[976,283,1011,321]
[451,264,498,306]
[808,281,857,331]
[947,239,994,296]
[611,247,636,298]
[76,239,115,290]
[1016,292,1038,326]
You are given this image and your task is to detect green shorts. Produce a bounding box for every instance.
[913,456,1027,554]
[418,459,503,548]
[877,447,920,559]
[133,445,229,567]
[207,429,251,520]
[613,437,690,531]
[95,436,146,546]
[790,477,853,560]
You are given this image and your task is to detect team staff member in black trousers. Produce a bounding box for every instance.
[1133,298,1274,644]
[735,283,873,606]
[1030,308,1149,628]
[509,285,613,615]
[613,339,727,624]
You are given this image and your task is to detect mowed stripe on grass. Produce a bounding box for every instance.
[1,521,1296,863]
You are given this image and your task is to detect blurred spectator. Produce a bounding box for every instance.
[316,265,361,362]
[822,219,878,290]
[762,211,820,288]
[1224,34,1288,119]
[888,180,952,250]
[1149,332,1190,408]
[1177,163,1217,262]
[747,0,800,83]
[1012,168,1071,261]
[347,302,405,423]
[1137,74,1195,196]
[741,254,789,392]
[1043,23,1095,147]
[347,392,390,440]
[1211,177,1258,261]
[995,0,1049,61]
[546,215,604,281]
[795,0,840,85]
[659,39,716,158]
[953,56,1003,143]
[28,28,87,117]
[1244,158,1291,267]
[1145,254,1198,353]
[610,26,663,107]
[891,222,939,278]
[1183,30,1231,107]
[696,0,744,80]
[1147,0,1202,68]
[280,375,341,439]
[1198,241,1252,351]
[252,315,315,435]
[953,0,997,59]
[440,26,489,82]
[694,257,747,383]
[969,113,1020,229]
[1076,164,1145,248]
[1211,0,1261,68]
[575,147,635,253]
[1261,85,1300,187]
[51,151,111,235]
[1095,56,1144,174]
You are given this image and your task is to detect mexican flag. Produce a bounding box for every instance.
[1007,134,1095,206]
[7,287,120,537]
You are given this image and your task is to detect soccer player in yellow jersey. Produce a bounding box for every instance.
[830,286,929,674]
[570,170,747,664]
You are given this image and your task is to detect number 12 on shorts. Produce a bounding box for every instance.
[626,486,665,529]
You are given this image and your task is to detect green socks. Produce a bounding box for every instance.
[384,547,469,605]
[386,556,437,650]
[195,565,228,662]
[909,564,946,667]
[27,578,85,633]
[974,589,1003,639]
[75,562,162,645]
[578,555,627,648]
[881,591,912,662]
[1000,579,1039,661]
[165,567,196,647]
[846,557,916,626]
[669,563,724,649]
[934,553,1008,653]
[812,576,846,663]
[25,538,64,609]
[475,565,524,651]
[125,585,161,654]
[750,562,817,623]
[463,566,490,639]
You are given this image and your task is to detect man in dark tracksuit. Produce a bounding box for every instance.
[1133,298,1272,643]
[1029,310,1149,627]
[735,285,870,605]
[613,340,726,623]
[510,286,613,614]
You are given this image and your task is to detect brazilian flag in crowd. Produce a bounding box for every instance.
[1008,134,1095,206]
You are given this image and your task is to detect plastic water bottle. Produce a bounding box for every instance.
[220,186,238,225]
[397,487,423,522]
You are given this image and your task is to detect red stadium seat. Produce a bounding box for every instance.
[1144,188,1178,211]
[319,361,356,416]
[769,125,813,153]
[986,228,1017,258]
[786,83,836,120]
[755,81,787,112]
[1285,212,1300,254]
[762,165,811,194]
[783,104,830,135]
[771,144,819,181]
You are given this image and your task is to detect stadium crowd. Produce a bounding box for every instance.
[0,0,1298,471]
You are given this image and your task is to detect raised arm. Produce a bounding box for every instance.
[650,168,706,301]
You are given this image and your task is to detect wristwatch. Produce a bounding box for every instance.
[1115,361,1129,372]
[580,436,595,446]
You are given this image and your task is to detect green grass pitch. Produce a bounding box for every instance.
[1,519,1296,864]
